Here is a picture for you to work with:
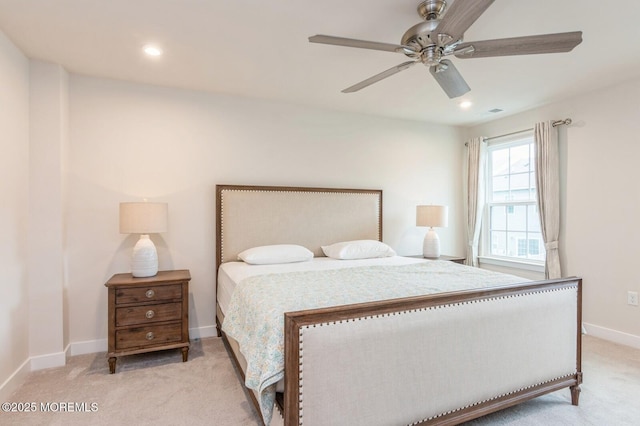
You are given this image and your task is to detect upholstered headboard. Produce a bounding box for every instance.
[216,185,383,266]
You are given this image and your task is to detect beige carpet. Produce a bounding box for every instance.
[1,335,639,425]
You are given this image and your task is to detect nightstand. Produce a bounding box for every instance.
[408,255,466,264]
[105,269,191,374]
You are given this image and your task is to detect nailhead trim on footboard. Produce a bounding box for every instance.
[294,282,581,426]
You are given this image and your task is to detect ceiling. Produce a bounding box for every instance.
[1,0,639,127]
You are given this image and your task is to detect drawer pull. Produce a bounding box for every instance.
[145,289,155,299]
[146,332,155,341]
[145,310,155,319]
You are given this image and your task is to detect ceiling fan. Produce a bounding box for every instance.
[309,0,582,98]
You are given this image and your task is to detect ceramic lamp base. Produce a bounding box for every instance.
[131,234,158,277]
[423,228,441,258]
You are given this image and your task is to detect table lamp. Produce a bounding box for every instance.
[119,202,168,277]
[416,205,448,258]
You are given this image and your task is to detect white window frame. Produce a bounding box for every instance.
[479,132,545,272]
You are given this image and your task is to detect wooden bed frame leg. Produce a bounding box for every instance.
[570,385,581,406]
[215,317,222,337]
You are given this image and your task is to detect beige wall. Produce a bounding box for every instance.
[466,77,640,346]
[28,60,68,367]
[0,30,30,398]
[5,19,639,393]
[65,75,465,349]
[0,22,466,388]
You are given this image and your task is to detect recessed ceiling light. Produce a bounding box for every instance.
[459,100,472,109]
[143,45,163,57]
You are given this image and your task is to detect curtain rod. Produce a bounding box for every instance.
[465,118,572,145]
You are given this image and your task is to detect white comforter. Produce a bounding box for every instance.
[221,258,526,425]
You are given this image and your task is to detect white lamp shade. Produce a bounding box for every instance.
[416,205,448,228]
[119,202,168,234]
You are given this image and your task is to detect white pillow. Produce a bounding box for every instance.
[321,240,396,260]
[237,244,313,265]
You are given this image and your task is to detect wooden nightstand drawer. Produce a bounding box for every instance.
[116,302,182,327]
[115,323,183,350]
[115,284,182,304]
[105,270,191,373]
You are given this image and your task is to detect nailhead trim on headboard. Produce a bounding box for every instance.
[216,185,382,266]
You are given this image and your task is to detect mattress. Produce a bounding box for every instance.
[217,255,427,316]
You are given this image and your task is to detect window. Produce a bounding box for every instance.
[481,135,545,264]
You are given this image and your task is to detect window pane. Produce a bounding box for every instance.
[507,231,526,258]
[491,231,507,256]
[510,173,530,200]
[529,172,537,199]
[491,175,509,201]
[491,206,507,230]
[510,144,530,174]
[528,232,546,261]
[509,205,527,232]
[510,172,529,190]
[517,239,527,257]
[530,143,536,171]
[511,190,531,201]
[492,149,509,176]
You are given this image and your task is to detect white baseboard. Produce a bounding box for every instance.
[583,322,640,349]
[0,358,30,402]
[0,324,221,397]
[68,338,107,356]
[189,325,219,340]
[30,351,65,371]
[0,352,65,399]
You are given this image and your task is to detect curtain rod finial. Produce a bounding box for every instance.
[552,118,572,127]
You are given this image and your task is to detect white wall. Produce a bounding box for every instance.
[15,26,640,383]
[66,75,465,349]
[0,31,30,399]
[28,60,68,368]
[466,76,640,346]
[3,20,640,392]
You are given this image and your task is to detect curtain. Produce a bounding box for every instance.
[463,137,486,267]
[534,121,561,279]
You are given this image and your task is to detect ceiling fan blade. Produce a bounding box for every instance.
[342,61,418,93]
[454,31,583,58]
[309,34,416,53]
[434,0,495,44]
[429,59,470,99]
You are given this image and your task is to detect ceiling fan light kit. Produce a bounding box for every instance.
[309,0,582,98]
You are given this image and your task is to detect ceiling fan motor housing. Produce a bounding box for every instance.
[401,20,440,51]
[402,0,454,65]
[418,0,447,20]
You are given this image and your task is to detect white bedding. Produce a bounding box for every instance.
[216,256,430,418]
[220,257,528,425]
[217,255,427,316]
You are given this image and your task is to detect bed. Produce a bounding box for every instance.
[215,184,582,426]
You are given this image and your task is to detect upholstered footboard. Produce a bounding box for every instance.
[284,278,582,426]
